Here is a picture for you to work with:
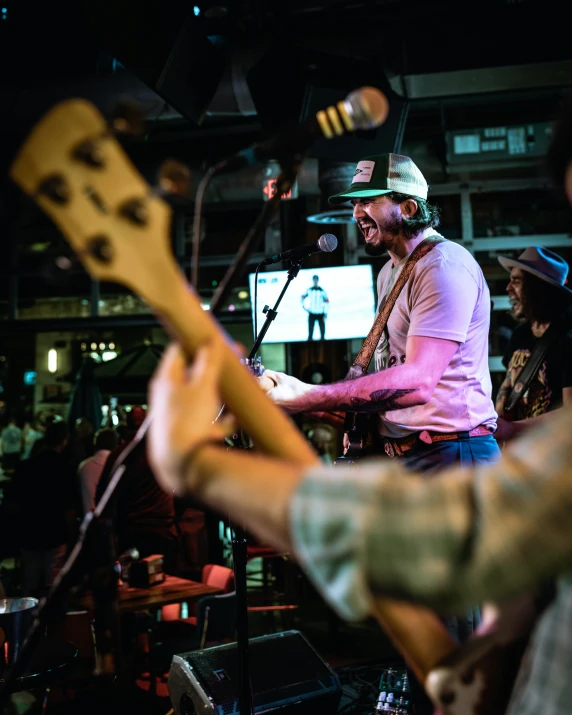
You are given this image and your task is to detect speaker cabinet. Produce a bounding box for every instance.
[168,630,341,715]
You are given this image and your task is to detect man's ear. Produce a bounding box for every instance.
[401,198,418,217]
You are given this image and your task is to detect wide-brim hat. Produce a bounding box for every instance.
[498,245,572,294]
[328,153,428,205]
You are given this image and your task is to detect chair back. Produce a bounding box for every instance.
[202,564,235,593]
[196,591,237,648]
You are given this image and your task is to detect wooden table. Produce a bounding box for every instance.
[71,575,222,615]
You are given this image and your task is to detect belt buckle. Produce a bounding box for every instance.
[384,442,395,458]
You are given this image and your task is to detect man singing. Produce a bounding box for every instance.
[264,153,499,475]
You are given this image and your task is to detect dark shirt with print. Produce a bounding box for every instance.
[496,317,572,420]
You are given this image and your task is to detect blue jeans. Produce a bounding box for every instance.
[401,433,501,475]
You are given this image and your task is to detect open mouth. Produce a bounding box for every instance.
[358,222,377,241]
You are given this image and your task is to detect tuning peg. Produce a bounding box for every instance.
[157,159,192,198]
[86,235,114,264]
[119,197,148,226]
[109,100,145,138]
[73,140,105,168]
[38,174,70,204]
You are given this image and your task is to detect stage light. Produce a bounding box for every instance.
[193,5,200,15]
[48,349,58,374]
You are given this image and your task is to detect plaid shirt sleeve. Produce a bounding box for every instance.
[290,406,572,621]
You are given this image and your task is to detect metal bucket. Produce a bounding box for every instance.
[0,597,38,675]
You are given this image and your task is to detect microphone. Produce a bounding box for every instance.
[261,233,338,265]
[217,87,389,172]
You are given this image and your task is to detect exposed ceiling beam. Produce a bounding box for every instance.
[389,60,572,100]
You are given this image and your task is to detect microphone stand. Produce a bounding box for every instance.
[225,258,305,715]
[208,160,303,715]
[249,259,304,361]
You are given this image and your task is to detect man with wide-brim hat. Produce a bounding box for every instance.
[495,245,572,429]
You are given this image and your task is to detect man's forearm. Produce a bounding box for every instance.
[188,444,313,552]
[288,364,426,414]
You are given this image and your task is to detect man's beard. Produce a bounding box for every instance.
[364,242,388,257]
[361,214,402,256]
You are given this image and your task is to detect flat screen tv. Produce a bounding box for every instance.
[248,264,376,343]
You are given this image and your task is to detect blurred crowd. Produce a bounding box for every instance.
[0,404,209,600]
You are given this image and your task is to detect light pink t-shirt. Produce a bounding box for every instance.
[374,239,497,438]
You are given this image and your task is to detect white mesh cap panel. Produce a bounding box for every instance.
[387,154,428,199]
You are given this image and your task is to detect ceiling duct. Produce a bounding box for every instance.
[86,0,227,125]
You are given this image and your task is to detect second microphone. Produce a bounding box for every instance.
[261,233,338,266]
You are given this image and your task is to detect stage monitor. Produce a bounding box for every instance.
[248,264,376,343]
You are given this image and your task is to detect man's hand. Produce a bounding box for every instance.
[494,417,523,443]
[147,341,234,495]
[258,370,313,412]
[495,411,562,445]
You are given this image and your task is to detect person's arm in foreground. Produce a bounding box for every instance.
[147,342,572,621]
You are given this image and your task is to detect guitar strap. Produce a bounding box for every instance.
[503,311,570,413]
[343,235,446,450]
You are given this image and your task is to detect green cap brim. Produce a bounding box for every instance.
[328,188,392,205]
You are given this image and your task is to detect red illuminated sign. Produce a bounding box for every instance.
[262,178,293,201]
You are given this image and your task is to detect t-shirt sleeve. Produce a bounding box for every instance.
[408,258,479,343]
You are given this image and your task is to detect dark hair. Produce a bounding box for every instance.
[44,420,69,449]
[94,428,118,452]
[386,192,441,239]
[312,275,319,280]
[520,272,572,324]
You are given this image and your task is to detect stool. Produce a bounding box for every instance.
[246,546,299,631]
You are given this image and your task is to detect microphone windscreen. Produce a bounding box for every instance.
[317,233,338,253]
[344,87,389,130]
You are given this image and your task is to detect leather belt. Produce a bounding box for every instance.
[382,425,493,458]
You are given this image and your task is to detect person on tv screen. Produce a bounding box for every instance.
[301,274,329,341]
